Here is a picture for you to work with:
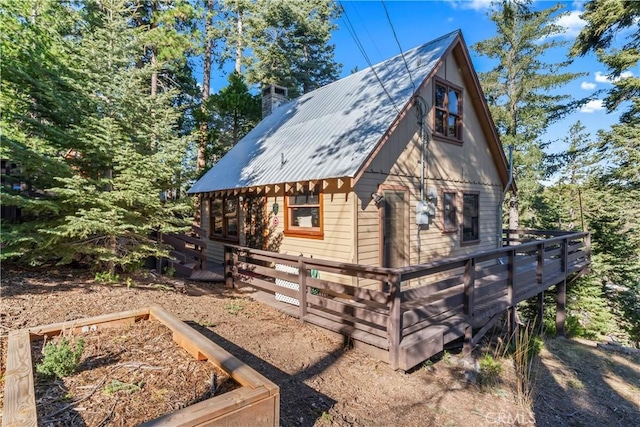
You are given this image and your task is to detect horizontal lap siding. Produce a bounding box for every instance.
[354,52,505,289]
[275,192,355,286]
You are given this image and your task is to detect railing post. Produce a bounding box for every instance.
[556,279,566,336]
[537,291,544,335]
[387,273,402,370]
[536,242,544,284]
[585,233,591,260]
[463,258,476,355]
[561,237,568,273]
[298,259,307,323]
[507,248,517,340]
[224,246,234,289]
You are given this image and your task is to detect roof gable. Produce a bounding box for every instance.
[188,30,511,194]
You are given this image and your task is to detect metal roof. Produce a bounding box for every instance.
[188,31,460,194]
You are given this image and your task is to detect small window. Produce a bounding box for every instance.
[209,196,239,241]
[462,193,479,242]
[434,80,462,141]
[443,192,457,233]
[285,186,323,238]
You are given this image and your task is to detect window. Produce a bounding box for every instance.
[285,186,323,238]
[443,192,457,233]
[434,80,462,141]
[462,193,479,242]
[209,196,239,241]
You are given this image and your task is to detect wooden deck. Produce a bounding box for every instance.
[223,230,590,371]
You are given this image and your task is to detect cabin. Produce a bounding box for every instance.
[187,31,590,370]
[189,30,511,285]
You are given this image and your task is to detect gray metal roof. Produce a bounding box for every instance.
[188,31,459,194]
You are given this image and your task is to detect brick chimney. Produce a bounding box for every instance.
[262,84,288,118]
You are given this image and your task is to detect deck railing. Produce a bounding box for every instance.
[224,230,590,370]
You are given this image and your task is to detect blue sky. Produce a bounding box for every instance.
[329,0,626,153]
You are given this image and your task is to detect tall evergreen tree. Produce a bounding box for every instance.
[247,0,341,97]
[542,123,615,337]
[473,0,585,229]
[1,0,191,273]
[207,72,260,161]
[214,0,341,97]
[571,0,640,342]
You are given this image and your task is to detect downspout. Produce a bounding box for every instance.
[498,145,514,248]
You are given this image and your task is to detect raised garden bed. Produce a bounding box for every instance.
[3,305,279,426]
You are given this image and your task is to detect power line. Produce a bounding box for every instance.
[381,0,416,94]
[337,1,401,114]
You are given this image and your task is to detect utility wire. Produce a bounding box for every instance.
[337,1,401,114]
[381,0,416,93]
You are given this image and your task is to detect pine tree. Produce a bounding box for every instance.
[246,0,341,97]
[571,0,640,343]
[206,72,261,162]
[542,123,615,337]
[473,0,586,230]
[1,0,84,258]
[1,0,191,273]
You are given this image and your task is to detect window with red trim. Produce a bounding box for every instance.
[284,186,323,238]
[434,80,462,141]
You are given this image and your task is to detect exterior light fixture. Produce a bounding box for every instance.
[371,192,384,205]
[272,202,279,215]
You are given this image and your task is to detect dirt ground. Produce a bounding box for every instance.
[1,266,639,426]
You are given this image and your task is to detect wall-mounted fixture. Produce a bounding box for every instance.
[272,202,279,215]
[371,192,384,206]
[416,201,433,225]
[426,188,438,204]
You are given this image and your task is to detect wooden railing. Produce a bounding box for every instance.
[158,225,207,274]
[224,230,590,370]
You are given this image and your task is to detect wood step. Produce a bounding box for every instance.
[168,260,196,278]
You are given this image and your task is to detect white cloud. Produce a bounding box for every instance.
[595,70,634,83]
[571,1,586,10]
[594,71,610,83]
[580,81,596,90]
[451,0,492,11]
[580,100,605,113]
[556,10,586,38]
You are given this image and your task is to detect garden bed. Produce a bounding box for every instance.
[3,306,279,426]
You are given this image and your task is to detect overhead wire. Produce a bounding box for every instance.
[381,0,416,94]
[337,1,401,114]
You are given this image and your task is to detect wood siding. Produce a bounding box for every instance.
[201,191,355,285]
[354,51,504,288]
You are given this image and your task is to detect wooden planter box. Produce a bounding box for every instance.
[3,305,279,427]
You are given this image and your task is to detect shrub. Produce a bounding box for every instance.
[36,337,85,379]
[94,271,120,283]
[478,354,503,386]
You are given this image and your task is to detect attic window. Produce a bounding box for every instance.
[434,79,462,143]
[284,185,323,239]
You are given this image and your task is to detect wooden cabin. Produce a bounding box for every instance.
[189,30,512,288]
[188,31,591,370]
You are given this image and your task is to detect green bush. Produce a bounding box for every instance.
[478,354,503,386]
[94,271,120,283]
[36,337,85,379]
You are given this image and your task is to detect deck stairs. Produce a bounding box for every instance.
[157,226,208,278]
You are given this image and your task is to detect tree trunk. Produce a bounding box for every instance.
[235,8,243,74]
[197,0,213,173]
[195,0,215,225]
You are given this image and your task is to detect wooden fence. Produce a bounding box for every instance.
[224,230,590,371]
